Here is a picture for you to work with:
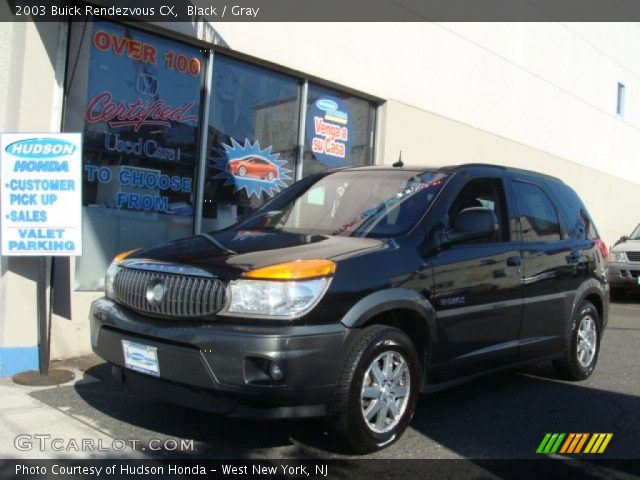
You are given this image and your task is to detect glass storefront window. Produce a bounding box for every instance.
[202,55,301,232]
[302,83,377,178]
[63,20,378,291]
[64,20,205,290]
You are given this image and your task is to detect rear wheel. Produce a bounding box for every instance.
[325,325,420,453]
[238,166,247,177]
[553,300,600,380]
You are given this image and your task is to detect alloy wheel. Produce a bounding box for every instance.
[577,314,597,368]
[360,351,411,434]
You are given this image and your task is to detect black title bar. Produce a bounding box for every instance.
[3,0,640,22]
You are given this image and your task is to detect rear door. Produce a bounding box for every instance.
[508,177,578,359]
[429,175,524,381]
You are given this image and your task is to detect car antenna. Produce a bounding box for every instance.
[393,150,404,168]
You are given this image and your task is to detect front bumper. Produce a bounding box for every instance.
[90,298,357,418]
[607,262,640,288]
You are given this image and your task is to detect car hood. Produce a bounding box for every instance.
[127,229,385,277]
[610,239,640,253]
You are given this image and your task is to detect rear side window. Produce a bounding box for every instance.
[512,181,561,242]
[544,180,597,240]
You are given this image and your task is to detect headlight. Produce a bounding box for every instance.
[105,262,121,300]
[222,259,336,318]
[104,249,139,300]
[226,278,330,317]
[611,251,627,262]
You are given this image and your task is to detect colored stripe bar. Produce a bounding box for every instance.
[550,433,566,453]
[537,433,552,453]
[574,433,589,453]
[559,434,575,454]
[567,433,584,453]
[590,434,606,453]
[584,434,598,453]
[543,434,559,453]
[598,434,613,453]
[544,433,613,455]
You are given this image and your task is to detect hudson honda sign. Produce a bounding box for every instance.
[1,134,83,256]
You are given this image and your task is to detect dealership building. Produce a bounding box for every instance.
[0,19,638,376]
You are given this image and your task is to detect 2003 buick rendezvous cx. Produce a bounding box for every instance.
[90,164,608,453]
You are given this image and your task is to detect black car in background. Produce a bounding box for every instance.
[90,164,608,453]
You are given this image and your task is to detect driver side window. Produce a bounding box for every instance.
[446,178,509,243]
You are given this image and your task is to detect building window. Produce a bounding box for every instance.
[64,20,206,290]
[201,58,378,232]
[64,21,378,290]
[202,55,301,231]
[617,82,626,116]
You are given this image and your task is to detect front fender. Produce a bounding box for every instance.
[340,288,437,363]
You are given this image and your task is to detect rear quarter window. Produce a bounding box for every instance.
[543,179,597,240]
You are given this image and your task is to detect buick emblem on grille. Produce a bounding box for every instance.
[146,281,166,306]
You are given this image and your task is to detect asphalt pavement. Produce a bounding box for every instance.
[2,299,639,460]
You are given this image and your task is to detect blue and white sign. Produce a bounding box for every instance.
[305,96,353,168]
[1,133,83,256]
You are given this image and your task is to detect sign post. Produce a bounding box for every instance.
[37,256,50,375]
[1,133,82,383]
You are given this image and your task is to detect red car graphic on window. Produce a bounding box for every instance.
[228,156,279,181]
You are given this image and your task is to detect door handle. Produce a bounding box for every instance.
[506,256,522,267]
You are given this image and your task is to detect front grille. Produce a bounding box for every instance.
[626,251,640,262]
[113,267,226,318]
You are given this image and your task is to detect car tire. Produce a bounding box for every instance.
[267,172,275,181]
[325,325,421,454]
[238,166,247,177]
[553,300,600,380]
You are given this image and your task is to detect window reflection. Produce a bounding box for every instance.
[202,55,300,231]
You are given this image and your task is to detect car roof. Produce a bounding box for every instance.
[331,163,563,183]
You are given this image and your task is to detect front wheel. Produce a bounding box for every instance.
[553,300,601,380]
[325,325,420,453]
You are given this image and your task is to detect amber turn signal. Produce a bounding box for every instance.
[113,248,139,264]
[243,259,336,280]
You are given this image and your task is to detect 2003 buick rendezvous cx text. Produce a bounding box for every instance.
[90,164,608,453]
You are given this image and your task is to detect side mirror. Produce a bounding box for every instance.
[436,207,498,248]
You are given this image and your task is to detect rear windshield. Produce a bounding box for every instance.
[236,170,448,237]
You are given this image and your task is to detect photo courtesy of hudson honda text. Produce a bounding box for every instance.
[15,463,329,477]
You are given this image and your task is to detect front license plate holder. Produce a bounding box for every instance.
[122,340,160,377]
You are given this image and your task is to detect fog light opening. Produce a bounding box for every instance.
[268,362,284,381]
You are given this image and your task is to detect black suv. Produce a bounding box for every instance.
[90,164,608,453]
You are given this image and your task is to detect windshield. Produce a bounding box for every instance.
[630,224,640,240]
[236,170,449,237]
